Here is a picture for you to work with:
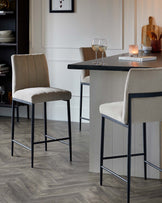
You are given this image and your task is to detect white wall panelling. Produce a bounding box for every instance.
[28,0,125,122]
[42,0,123,49]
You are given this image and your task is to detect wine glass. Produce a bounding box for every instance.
[0,86,5,103]
[92,38,100,64]
[99,39,108,65]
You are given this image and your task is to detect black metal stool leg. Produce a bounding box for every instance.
[100,116,105,186]
[16,105,19,122]
[67,100,72,161]
[127,123,132,203]
[44,102,47,151]
[79,83,83,131]
[31,104,35,168]
[11,100,15,156]
[27,105,30,119]
[143,122,147,180]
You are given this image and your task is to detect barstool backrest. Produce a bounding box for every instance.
[80,47,106,78]
[122,67,162,123]
[11,54,50,95]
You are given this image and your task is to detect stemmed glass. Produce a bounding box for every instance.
[92,38,99,64]
[99,39,108,65]
[0,85,5,103]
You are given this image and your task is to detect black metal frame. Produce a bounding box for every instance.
[100,91,162,203]
[79,82,90,131]
[11,99,72,168]
[16,104,30,122]
[0,103,29,122]
[49,0,74,13]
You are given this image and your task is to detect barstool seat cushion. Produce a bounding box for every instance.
[99,101,124,124]
[81,76,90,84]
[13,87,71,104]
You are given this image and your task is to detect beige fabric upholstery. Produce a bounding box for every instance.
[99,67,162,124]
[100,102,123,123]
[13,87,71,104]
[12,54,50,95]
[80,47,105,62]
[123,67,162,123]
[80,47,106,84]
[11,54,71,104]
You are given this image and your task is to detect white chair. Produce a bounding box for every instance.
[99,68,162,203]
[11,54,72,168]
[79,47,105,131]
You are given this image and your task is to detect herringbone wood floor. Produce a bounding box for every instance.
[0,117,162,203]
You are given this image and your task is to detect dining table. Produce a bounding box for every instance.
[68,52,162,179]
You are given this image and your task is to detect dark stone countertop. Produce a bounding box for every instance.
[68,52,162,72]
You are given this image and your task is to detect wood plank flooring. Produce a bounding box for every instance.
[0,117,162,203]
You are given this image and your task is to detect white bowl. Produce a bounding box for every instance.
[0,37,15,43]
[0,30,13,37]
[142,46,152,53]
[142,46,152,51]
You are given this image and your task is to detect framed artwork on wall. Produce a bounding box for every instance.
[49,0,74,13]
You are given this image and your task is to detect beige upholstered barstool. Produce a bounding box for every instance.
[79,47,105,131]
[99,68,162,203]
[11,54,72,168]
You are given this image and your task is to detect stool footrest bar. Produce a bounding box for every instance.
[45,135,69,145]
[80,117,90,121]
[34,136,69,145]
[101,165,127,183]
[12,140,31,151]
[103,153,144,160]
[145,161,162,172]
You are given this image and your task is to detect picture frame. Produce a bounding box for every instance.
[49,0,74,13]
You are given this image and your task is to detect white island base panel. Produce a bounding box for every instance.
[89,70,160,179]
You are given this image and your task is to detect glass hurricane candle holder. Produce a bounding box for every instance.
[129,45,139,57]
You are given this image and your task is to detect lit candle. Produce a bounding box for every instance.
[129,45,139,56]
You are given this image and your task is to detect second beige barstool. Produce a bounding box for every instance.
[99,67,162,203]
[79,47,105,131]
[11,54,72,168]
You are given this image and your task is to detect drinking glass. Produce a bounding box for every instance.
[99,39,108,65]
[0,86,5,103]
[92,38,100,64]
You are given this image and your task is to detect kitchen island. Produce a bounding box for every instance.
[68,52,162,179]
